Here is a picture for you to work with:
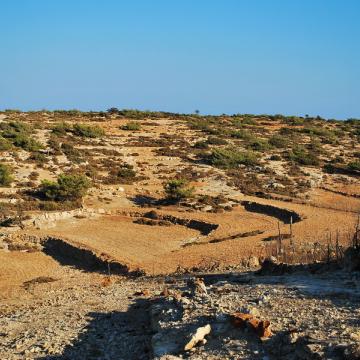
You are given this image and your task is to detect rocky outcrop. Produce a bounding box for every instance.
[23,208,101,230]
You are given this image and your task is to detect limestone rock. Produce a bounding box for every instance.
[184,324,211,351]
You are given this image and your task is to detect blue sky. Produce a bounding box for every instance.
[0,0,359,119]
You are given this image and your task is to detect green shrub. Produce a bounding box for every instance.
[53,109,82,116]
[242,116,257,125]
[206,148,258,168]
[52,122,72,135]
[193,141,209,149]
[324,162,360,175]
[118,109,156,119]
[164,179,194,202]
[270,154,282,161]
[121,122,141,131]
[0,164,13,186]
[0,121,42,151]
[61,143,83,163]
[0,137,12,151]
[323,163,336,174]
[307,139,325,155]
[107,107,119,114]
[347,161,360,172]
[246,138,271,152]
[29,151,49,165]
[187,118,215,133]
[279,127,299,137]
[72,123,105,138]
[269,135,289,148]
[39,174,91,201]
[230,129,253,140]
[288,146,320,166]
[300,126,336,144]
[48,136,62,153]
[206,136,227,145]
[39,201,63,211]
[37,199,82,211]
[280,116,305,126]
[0,121,31,138]
[117,164,136,179]
[12,134,43,151]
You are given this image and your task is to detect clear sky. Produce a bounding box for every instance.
[1,0,359,119]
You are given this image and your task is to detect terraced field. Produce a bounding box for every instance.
[0,110,359,302]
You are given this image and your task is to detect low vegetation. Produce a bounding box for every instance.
[288,146,320,166]
[206,136,228,145]
[205,148,258,168]
[117,163,136,179]
[0,109,358,213]
[72,123,105,138]
[121,122,141,131]
[246,138,272,152]
[51,122,72,136]
[60,142,84,163]
[39,174,91,202]
[164,179,194,202]
[269,135,289,148]
[347,161,360,172]
[0,121,42,151]
[0,163,13,186]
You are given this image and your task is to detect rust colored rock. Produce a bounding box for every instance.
[230,312,254,328]
[248,318,272,338]
[231,312,272,338]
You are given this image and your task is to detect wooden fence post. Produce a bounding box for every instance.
[277,221,282,259]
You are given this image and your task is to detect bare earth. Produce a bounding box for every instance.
[0,111,359,359]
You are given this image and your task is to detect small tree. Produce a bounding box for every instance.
[107,107,119,114]
[40,174,91,201]
[164,179,194,202]
[0,164,13,186]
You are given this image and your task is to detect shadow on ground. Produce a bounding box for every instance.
[38,298,152,360]
[42,237,144,277]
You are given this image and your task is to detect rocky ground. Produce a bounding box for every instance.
[0,112,359,359]
[0,263,359,360]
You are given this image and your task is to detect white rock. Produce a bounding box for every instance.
[184,324,211,351]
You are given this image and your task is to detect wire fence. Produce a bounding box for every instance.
[259,215,360,265]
